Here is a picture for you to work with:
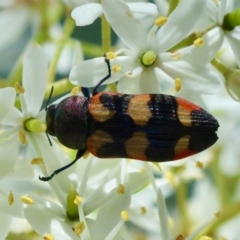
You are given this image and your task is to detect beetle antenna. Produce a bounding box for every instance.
[39,148,86,181]
[45,131,52,146]
[45,86,54,111]
[92,54,111,96]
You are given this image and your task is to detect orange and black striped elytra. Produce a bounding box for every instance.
[40,56,219,181]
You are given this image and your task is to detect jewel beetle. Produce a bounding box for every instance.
[40,55,219,181]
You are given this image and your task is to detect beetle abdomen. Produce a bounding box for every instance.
[87,92,219,161]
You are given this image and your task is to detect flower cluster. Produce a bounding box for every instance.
[0,0,240,239]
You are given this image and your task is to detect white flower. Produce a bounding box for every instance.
[0,44,48,180]
[203,0,240,67]
[70,0,222,95]
[70,0,158,26]
[21,154,157,239]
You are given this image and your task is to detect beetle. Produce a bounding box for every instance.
[40,56,219,181]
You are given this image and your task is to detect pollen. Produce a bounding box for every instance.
[112,65,121,73]
[194,38,204,47]
[44,234,55,240]
[8,191,14,205]
[75,222,85,235]
[21,196,34,204]
[175,78,182,92]
[141,50,156,66]
[71,86,81,95]
[196,161,204,169]
[19,131,27,144]
[155,16,168,27]
[31,157,43,165]
[74,196,83,205]
[140,206,147,214]
[106,52,117,60]
[121,210,129,221]
[117,184,125,194]
[14,82,25,94]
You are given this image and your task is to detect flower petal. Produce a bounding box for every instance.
[22,44,48,115]
[181,27,224,64]
[0,7,30,51]
[24,205,79,240]
[29,133,78,207]
[0,192,24,218]
[102,0,145,52]
[0,87,16,122]
[138,68,162,94]
[205,0,219,23]
[71,3,102,26]
[69,56,134,87]
[162,61,223,94]
[92,184,131,239]
[157,188,171,240]
[0,213,11,239]
[225,27,240,68]
[155,0,207,52]
[126,2,158,17]
[0,135,19,180]
[117,76,142,94]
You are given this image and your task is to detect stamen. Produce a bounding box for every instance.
[21,196,34,204]
[140,168,146,173]
[106,52,117,60]
[121,210,129,221]
[175,78,182,92]
[214,211,221,218]
[83,151,90,159]
[117,184,125,194]
[196,161,203,169]
[140,206,147,214]
[31,158,44,165]
[74,196,83,205]
[19,131,27,144]
[155,16,168,27]
[71,86,81,95]
[44,234,55,240]
[199,237,213,240]
[170,52,181,60]
[194,38,204,47]
[165,171,175,187]
[14,82,25,94]
[8,191,14,205]
[112,65,121,73]
[75,222,85,235]
[176,234,185,240]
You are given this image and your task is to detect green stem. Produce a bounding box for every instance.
[47,14,75,84]
[14,79,74,109]
[36,0,50,43]
[168,0,179,15]
[211,58,231,80]
[176,181,190,235]
[101,14,111,52]
[101,13,116,91]
[193,201,240,240]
